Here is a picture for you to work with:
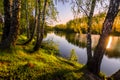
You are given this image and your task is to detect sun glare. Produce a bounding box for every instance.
[106,36,112,49]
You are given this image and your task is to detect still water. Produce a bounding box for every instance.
[44,32,120,76]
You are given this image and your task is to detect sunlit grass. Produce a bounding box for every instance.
[0,43,87,80]
[0,35,107,80]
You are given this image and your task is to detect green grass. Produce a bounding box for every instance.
[0,38,106,80]
[0,34,108,80]
[0,46,87,80]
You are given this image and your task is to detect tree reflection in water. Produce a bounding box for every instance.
[44,32,120,76]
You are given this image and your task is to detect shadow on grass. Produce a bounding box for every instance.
[37,58,88,80]
[37,68,88,80]
[0,63,103,80]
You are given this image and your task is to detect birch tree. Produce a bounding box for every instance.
[0,0,21,49]
[88,0,120,75]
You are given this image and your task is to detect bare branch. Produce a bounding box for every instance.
[75,0,89,17]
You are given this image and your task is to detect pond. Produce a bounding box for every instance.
[44,32,120,76]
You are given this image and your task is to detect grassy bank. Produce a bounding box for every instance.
[0,44,93,80]
[0,34,106,80]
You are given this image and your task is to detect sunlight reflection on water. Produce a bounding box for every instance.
[107,36,112,49]
[44,32,120,76]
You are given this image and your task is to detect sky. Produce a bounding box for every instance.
[53,0,109,26]
[53,1,74,25]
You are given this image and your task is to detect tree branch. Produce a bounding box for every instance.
[75,0,89,17]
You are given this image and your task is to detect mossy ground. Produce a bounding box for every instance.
[0,45,88,80]
[0,35,106,80]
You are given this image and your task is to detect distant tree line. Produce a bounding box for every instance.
[54,13,120,35]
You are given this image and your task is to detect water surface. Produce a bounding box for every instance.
[44,32,120,76]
